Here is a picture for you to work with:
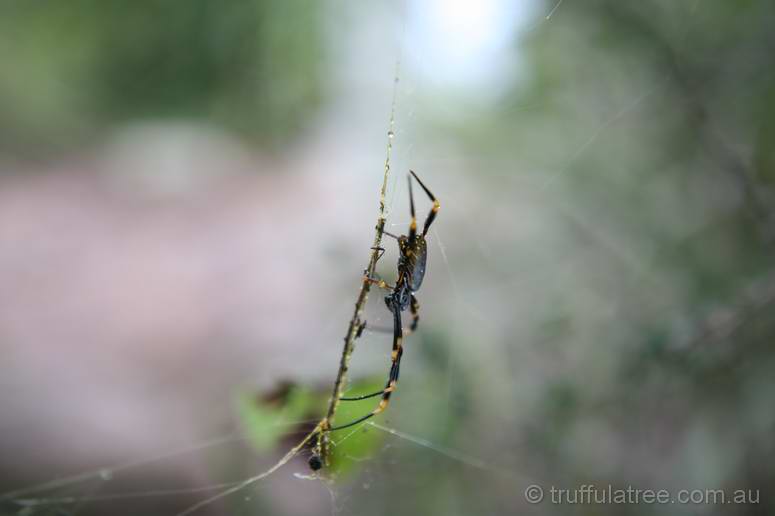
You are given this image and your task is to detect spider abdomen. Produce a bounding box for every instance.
[406,238,428,292]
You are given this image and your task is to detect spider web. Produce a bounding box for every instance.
[3,1,774,515]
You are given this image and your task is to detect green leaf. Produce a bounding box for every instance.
[237,383,316,452]
[237,377,387,479]
[324,377,386,478]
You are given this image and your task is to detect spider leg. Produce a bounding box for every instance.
[409,170,440,237]
[328,303,404,430]
[339,389,385,401]
[370,246,386,261]
[409,293,420,332]
[407,173,418,244]
[364,275,394,291]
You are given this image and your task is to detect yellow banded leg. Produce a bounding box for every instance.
[364,276,393,291]
[409,294,420,332]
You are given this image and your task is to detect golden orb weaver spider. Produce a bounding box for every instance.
[324,170,440,433]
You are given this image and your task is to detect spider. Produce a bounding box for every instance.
[325,170,439,432]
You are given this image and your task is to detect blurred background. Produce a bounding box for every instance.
[1,0,774,515]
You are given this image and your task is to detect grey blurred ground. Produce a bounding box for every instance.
[1,1,774,515]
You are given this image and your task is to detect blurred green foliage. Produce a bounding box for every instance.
[0,0,324,154]
[237,385,315,453]
[238,376,386,479]
[321,378,388,477]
